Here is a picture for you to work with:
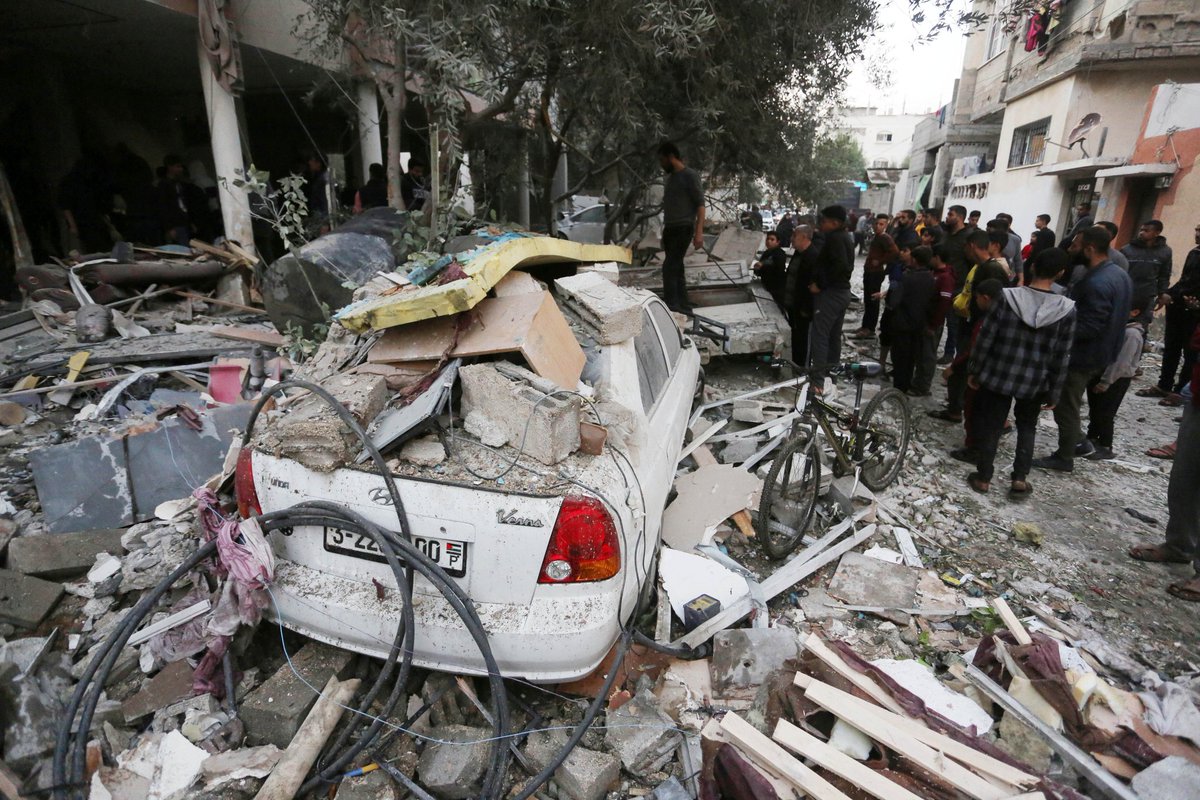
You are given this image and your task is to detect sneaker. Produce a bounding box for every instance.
[937,354,953,365]
[927,408,962,423]
[1032,454,1074,472]
[1085,446,1115,461]
[1074,439,1096,458]
[950,448,980,464]
[905,389,932,398]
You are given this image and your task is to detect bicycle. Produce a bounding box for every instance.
[756,360,912,559]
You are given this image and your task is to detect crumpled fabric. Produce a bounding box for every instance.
[1140,681,1200,747]
[198,0,239,93]
[147,583,212,664]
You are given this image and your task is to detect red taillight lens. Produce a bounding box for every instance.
[234,448,262,518]
[538,495,621,584]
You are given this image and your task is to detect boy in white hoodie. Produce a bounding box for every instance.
[1083,306,1148,460]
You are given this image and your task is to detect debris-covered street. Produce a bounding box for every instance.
[3,1,1200,799]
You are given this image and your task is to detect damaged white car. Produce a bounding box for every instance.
[238,239,701,682]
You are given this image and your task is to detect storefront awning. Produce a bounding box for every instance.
[1095,162,1178,179]
[1036,156,1125,179]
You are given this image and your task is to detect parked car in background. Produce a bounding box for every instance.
[760,210,776,232]
[557,204,609,244]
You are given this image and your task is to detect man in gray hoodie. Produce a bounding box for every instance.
[967,249,1076,495]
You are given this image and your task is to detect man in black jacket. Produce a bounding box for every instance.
[1034,226,1133,471]
[785,225,821,367]
[1143,223,1200,399]
[1030,213,1056,259]
[754,231,788,312]
[1121,220,1173,313]
[808,205,855,383]
[889,246,937,393]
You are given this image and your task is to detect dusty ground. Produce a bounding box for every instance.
[700,270,1199,681]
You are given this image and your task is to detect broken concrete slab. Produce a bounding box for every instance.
[255,372,387,472]
[718,437,762,465]
[524,729,620,800]
[150,729,207,799]
[731,400,764,423]
[199,745,281,793]
[0,517,16,559]
[1131,755,1200,800]
[5,528,126,580]
[826,551,920,623]
[604,690,680,776]
[2,673,64,771]
[0,568,63,629]
[30,404,251,533]
[398,435,446,467]
[710,226,764,266]
[650,776,691,800]
[554,271,644,345]
[710,628,801,697]
[416,725,490,800]
[121,659,196,723]
[661,464,761,551]
[335,769,400,800]
[240,641,355,748]
[458,363,581,465]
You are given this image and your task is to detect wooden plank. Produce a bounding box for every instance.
[700,718,800,800]
[801,679,1009,800]
[801,634,907,715]
[991,598,1033,646]
[207,325,286,348]
[794,674,1037,788]
[773,720,924,800]
[964,666,1140,800]
[189,238,240,264]
[719,712,853,800]
[170,290,264,315]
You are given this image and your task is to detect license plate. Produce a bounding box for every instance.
[322,527,468,577]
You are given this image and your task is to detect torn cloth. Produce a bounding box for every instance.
[198,0,240,93]
[1140,682,1200,747]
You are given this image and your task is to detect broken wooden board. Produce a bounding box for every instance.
[772,719,924,800]
[800,635,907,716]
[206,325,286,348]
[719,712,853,800]
[661,463,761,551]
[365,290,585,389]
[335,236,631,332]
[991,597,1033,646]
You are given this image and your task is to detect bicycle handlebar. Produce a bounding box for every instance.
[769,359,884,380]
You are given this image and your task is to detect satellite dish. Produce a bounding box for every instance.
[1067,113,1102,146]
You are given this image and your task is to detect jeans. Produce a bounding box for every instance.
[861,272,885,331]
[1166,403,1200,572]
[810,288,852,377]
[1053,367,1103,461]
[914,327,938,394]
[1086,376,1132,449]
[661,224,693,311]
[974,386,1042,482]
[1159,305,1198,393]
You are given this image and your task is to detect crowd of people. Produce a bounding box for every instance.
[754,201,1199,602]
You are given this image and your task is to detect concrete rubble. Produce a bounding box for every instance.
[0,227,1197,800]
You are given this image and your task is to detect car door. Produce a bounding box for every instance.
[565,205,607,244]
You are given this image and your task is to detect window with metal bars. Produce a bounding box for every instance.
[1008,118,1050,168]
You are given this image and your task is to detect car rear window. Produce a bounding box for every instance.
[634,307,669,413]
[648,302,682,367]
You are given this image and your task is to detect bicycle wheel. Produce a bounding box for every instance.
[757,432,821,560]
[858,387,911,491]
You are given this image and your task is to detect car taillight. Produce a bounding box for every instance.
[235,448,262,518]
[538,495,621,584]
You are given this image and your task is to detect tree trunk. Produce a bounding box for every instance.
[386,33,407,211]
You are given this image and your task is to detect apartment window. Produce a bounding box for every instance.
[986,1,1009,60]
[1008,118,1050,168]
[876,132,893,142]
[872,159,890,168]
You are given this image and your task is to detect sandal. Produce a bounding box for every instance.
[1167,577,1200,602]
[1128,544,1191,564]
[1136,386,1168,398]
[1147,443,1177,459]
[967,472,990,494]
[1159,394,1185,407]
[928,408,963,423]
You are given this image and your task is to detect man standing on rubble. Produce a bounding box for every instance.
[658,141,706,314]
[807,205,855,386]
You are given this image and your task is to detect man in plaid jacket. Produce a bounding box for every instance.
[965,248,1077,496]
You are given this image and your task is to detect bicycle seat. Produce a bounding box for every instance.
[846,361,883,379]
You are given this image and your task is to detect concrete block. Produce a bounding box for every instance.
[604,691,680,776]
[416,725,490,799]
[0,568,63,630]
[731,400,764,423]
[6,529,127,580]
[336,769,400,800]
[241,641,355,748]
[525,729,619,800]
[555,271,644,344]
[709,628,801,696]
[651,777,692,800]
[257,372,388,472]
[399,435,446,467]
[2,673,62,771]
[1131,756,1200,800]
[459,364,580,465]
[463,410,509,448]
[719,438,762,464]
[121,659,197,723]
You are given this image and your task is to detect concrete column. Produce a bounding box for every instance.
[356,82,383,184]
[198,38,255,254]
